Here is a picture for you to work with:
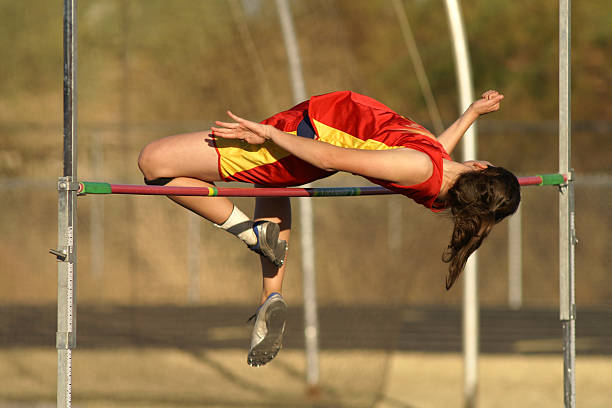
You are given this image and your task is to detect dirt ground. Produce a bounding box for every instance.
[1,304,611,407]
[0,348,610,408]
[376,352,612,408]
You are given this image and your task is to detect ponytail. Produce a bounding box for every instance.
[442,166,520,290]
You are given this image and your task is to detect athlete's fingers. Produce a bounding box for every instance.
[490,94,504,108]
[227,111,261,129]
[485,94,503,106]
[214,120,240,129]
[482,90,502,101]
[210,125,237,133]
[227,110,250,124]
[226,111,270,139]
[227,111,262,131]
[210,127,241,138]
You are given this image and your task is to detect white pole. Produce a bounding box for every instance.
[508,203,522,310]
[558,0,576,406]
[444,1,478,407]
[275,0,320,390]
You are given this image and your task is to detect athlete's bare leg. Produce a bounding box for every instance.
[140,131,292,366]
[254,195,291,305]
[138,131,289,302]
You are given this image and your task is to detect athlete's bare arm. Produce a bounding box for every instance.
[436,90,504,154]
[211,112,433,186]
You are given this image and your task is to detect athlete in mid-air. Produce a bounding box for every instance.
[138,89,520,366]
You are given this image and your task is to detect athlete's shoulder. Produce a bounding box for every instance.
[408,149,434,182]
[390,148,434,186]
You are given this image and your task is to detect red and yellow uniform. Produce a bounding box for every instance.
[213,91,451,210]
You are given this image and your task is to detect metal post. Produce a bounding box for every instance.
[275,0,320,391]
[558,0,576,406]
[445,1,478,406]
[508,203,522,310]
[57,1,78,407]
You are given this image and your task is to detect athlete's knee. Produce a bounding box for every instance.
[138,142,164,180]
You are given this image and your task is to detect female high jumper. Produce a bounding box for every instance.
[137,89,520,367]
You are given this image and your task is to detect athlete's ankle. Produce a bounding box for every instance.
[260,291,282,306]
[215,205,257,245]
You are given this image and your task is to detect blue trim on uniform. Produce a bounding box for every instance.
[296,111,316,139]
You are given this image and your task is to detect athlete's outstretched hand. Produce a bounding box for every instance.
[471,90,504,116]
[210,111,271,145]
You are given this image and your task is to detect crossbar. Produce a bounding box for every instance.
[78,174,567,198]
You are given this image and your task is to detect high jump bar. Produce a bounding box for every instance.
[78,174,568,197]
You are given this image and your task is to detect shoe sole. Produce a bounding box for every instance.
[247,299,287,367]
[258,222,287,268]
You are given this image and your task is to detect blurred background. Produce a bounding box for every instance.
[0,0,610,407]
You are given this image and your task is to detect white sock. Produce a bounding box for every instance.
[215,206,257,246]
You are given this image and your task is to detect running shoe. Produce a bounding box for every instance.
[247,221,287,267]
[247,292,287,367]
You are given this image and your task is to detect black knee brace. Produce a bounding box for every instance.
[144,177,175,186]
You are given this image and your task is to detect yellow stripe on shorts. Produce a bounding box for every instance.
[215,132,296,179]
[312,119,404,151]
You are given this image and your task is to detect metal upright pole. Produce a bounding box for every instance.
[508,203,522,310]
[275,0,320,392]
[445,1,478,407]
[56,0,78,407]
[558,0,576,406]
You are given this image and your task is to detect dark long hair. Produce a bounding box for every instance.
[443,166,521,290]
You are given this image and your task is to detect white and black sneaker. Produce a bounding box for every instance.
[247,292,287,367]
[247,221,287,267]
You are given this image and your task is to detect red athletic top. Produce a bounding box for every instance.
[214,91,451,211]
